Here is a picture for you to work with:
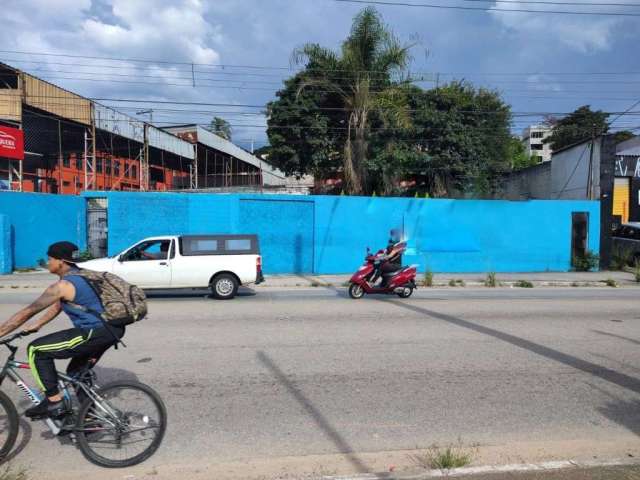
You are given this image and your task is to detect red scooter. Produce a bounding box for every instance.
[348,243,418,299]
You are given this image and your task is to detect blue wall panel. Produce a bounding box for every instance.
[239,198,315,273]
[105,192,190,255]
[90,192,599,274]
[0,214,11,274]
[0,192,86,269]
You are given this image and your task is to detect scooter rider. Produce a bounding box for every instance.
[370,229,403,287]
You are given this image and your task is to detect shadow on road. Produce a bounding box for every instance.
[0,418,32,465]
[256,351,374,475]
[382,300,640,397]
[145,287,257,300]
[591,330,640,347]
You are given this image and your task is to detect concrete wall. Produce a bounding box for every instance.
[87,192,600,274]
[551,139,602,200]
[0,192,86,269]
[502,163,551,200]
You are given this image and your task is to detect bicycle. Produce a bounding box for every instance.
[0,331,167,468]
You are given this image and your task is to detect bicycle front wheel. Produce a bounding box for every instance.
[75,381,167,468]
[0,389,19,459]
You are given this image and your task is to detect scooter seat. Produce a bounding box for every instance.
[382,266,403,277]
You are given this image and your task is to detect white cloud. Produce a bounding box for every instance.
[488,1,626,53]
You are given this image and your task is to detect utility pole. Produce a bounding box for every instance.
[586,123,596,200]
[136,109,153,125]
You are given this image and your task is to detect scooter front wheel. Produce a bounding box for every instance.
[397,287,413,298]
[348,283,365,299]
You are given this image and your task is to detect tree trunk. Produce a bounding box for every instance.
[343,116,360,195]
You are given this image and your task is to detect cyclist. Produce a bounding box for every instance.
[0,241,124,419]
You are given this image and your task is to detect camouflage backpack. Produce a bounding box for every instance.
[71,269,148,327]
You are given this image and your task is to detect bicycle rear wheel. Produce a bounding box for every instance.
[0,390,19,459]
[75,381,167,468]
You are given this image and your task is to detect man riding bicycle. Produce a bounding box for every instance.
[0,241,124,419]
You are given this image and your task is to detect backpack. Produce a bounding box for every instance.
[72,269,148,327]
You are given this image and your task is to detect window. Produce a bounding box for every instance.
[195,240,218,251]
[63,154,71,168]
[63,181,71,187]
[97,158,103,173]
[105,159,111,175]
[122,240,171,262]
[114,161,120,177]
[124,164,130,178]
[533,156,543,163]
[531,144,543,151]
[225,239,251,251]
[76,155,83,171]
[131,164,137,179]
[532,131,545,139]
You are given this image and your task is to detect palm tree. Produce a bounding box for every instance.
[294,8,412,195]
[209,117,232,141]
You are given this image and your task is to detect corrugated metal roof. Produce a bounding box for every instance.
[617,146,640,157]
[164,125,287,185]
[94,104,144,144]
[147,126,195,159]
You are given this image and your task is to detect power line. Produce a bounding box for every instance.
[463,0,640,7]
[332,0,640,15]
[6,57,640,78]
[6,93,640,117]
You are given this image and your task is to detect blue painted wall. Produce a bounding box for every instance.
[85,192,600,274]
[0,214,11,274]
[0,192,86,269]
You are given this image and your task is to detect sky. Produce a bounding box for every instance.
[1,0,639,150]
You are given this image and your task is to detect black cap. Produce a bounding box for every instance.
[47,241,80,263]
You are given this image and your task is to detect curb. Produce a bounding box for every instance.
[0,281,639,291]
[322,458,640,479]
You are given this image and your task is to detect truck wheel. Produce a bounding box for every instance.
[211,274,239,300]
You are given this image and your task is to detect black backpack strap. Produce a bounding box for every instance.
[66,302,127,349]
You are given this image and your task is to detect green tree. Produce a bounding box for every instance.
[544,105,609,151]
[612,130,635,145]
[508,136,538,170]
[209,117,232,141]
[266,72,342,177]
[407,82,513,197]
[292,7,413,194]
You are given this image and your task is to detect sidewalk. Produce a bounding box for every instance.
[263,271,639,288]
[0,269,638,290]
[322,460,640,480]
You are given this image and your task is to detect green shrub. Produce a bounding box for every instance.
[77,250,94,262]
[484,272,498,288]
[515,280,534,288]
[424,270,434,287]
[611,246,634,270]
[572,250,599,272]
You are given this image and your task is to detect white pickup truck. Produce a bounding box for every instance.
[79,234,264,299]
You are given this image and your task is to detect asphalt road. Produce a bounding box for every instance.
[0,286,639,479]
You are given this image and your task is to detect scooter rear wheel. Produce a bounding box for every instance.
[397,287,413,298]
[348,283,365,299]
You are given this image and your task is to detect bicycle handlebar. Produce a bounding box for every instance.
[0,331,32,346]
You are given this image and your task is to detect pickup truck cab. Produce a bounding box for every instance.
[79,234,264,299]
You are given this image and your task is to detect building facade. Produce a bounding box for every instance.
[522,125,553,163]
[0,62,285,195]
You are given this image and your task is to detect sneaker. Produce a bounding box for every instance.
[25,398,69,420]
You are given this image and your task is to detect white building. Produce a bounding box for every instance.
[522,125,553,163]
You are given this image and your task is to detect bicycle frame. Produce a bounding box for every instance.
[0,338,114,437]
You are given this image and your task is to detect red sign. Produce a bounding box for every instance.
[0,126,24,160]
